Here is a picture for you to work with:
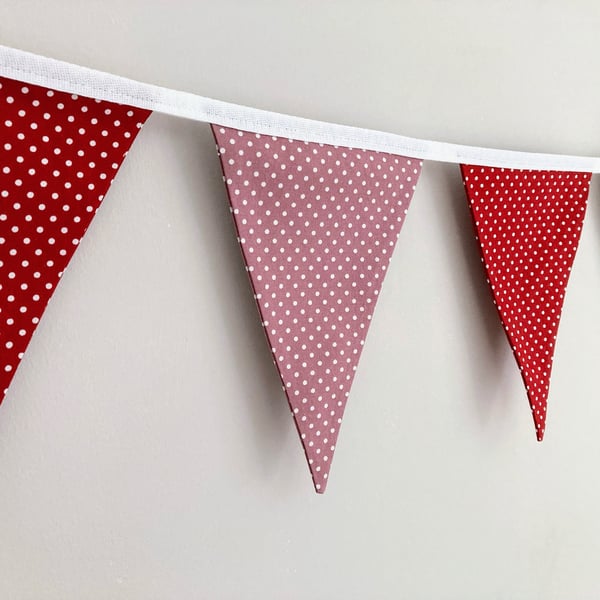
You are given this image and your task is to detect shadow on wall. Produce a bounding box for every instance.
[184,123,294,479]
[172,130,532,481]
[184,146,524,467]
[435,163,518,432]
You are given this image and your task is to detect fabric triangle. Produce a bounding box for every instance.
[213,125,421,492]
[0,76,151,402]
[460,165,591,440]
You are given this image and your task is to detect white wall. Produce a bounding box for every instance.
[1,1,600,598]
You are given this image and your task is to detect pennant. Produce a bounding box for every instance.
[213,125,421,492]
[0,76,151,402]
[460,165,591,440]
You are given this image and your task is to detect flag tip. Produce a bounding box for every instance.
[313,482,327,494]
[312,474,328,494]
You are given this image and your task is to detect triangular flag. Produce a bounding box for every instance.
[460,165,591,440]
[0,76,151,402]
[213,125,421,492]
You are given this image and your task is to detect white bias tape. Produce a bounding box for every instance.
[1,44,600,173]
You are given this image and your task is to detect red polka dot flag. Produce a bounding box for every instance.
[213,125,422,492]
[0,76,151,402]
[460,165,591,440]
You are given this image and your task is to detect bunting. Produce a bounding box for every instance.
[0,44,598,492]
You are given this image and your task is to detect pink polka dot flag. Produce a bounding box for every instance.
[461,165,591,440]
[0,76,151,402]
[213,125,422,492]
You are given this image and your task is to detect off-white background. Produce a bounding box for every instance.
[1,1,600,598]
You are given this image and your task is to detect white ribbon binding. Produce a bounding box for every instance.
[1,44,600,173]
